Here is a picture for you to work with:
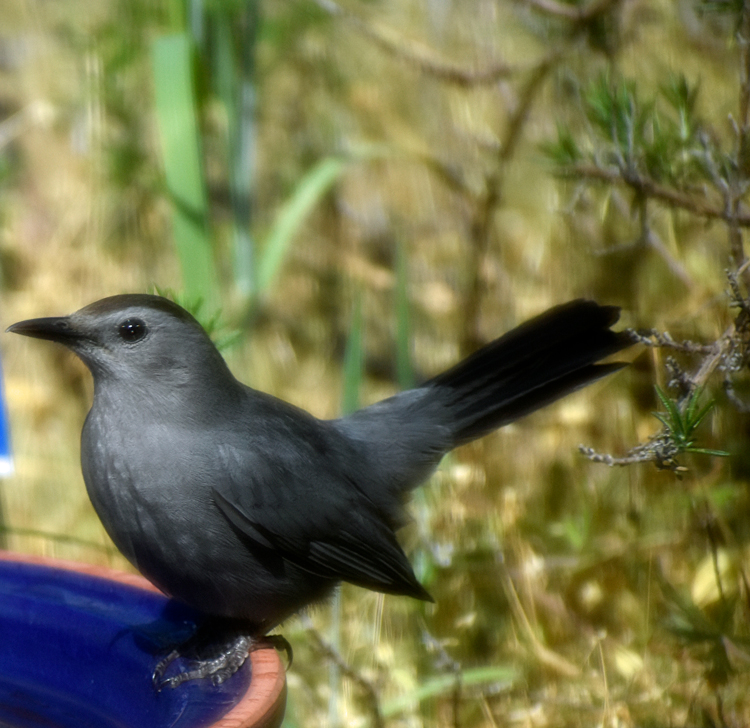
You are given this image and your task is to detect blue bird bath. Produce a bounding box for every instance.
[0,552,286,728]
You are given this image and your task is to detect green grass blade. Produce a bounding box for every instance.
[654,385,685,435]
[686,447,730,457]
[652,412,672,429]
[328,588,342,727]
[684,387,701,424]
[229,82,257,299]
[152,33,218,307]
[341,293,364,416]
[381,665,517,718]
[257,156,347,296]
[654,385,672,415]
[689,397,716,434]
[395,239,414,389]
[212,5,259,298]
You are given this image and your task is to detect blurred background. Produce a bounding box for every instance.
[2,0,750,725]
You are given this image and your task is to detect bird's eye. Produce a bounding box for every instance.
[118,318,148,343]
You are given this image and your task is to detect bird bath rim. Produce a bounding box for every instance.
[0,549,287,728]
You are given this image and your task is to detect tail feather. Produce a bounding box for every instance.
[338,299,631,504]
[424,300,630,446]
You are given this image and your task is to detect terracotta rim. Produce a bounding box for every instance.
[0,550,287,728]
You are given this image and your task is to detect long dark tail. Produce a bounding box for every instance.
[425,299,630,446]
[339,300,631,499]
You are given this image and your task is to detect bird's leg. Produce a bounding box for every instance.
[152,618,292,691]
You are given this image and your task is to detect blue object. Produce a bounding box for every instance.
[0,558,252,728]
[0,356,12,476]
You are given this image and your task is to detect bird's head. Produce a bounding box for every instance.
[7,295,233,389]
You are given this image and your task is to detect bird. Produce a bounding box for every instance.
[7,294,630,688]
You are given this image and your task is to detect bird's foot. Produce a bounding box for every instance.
[152,621,292,690]
[153,633,253,690]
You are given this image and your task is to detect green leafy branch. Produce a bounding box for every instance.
[580,385,728,474]
[545,73,710,184]
[652,386,729,461]
[154,286,242,352]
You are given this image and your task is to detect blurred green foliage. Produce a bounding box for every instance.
[5,0,750,726]
[545,73,711,187]
[152,32,218,305]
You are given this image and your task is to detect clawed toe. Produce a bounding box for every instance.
[153,634,252,690]
[152,623,291,690]
[155,635,252,689]
[259,634,293,668]
[152,648,180,690]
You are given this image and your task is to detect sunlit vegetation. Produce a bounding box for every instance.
[3,1,750,725]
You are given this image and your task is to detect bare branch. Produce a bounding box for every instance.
[421,629,463,728]
[636,195,693,288]
[309,0,520,86]
[629,328,716,354]
[692,325,735,390]
[580,444,656,467]
[306,625,384,728]
[724,377,750,413]
[562,163,750,225]
[579,441,688,473]
[310,0,625,89]
[500,53,557,162]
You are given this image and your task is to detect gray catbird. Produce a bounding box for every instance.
[8,295,630,686]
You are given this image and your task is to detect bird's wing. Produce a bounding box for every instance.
[211,421,432,602]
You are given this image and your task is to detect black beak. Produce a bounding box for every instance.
[6,316,83,344]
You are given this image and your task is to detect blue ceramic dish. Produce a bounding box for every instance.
[0,555,256,728]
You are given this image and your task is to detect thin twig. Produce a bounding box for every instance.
[461,56,557,354]
[724,377,750,413]
[562,163,750,225]
[691,325,734,389]
[665,356,694,399]
[645,228,693,288]
[579,443,673,468]
[629,329,716,355]
[309,0,520,86]
[306,625,384,728]
[636,194,693,288]
[500,562,581,677]
[421,629,463,728]
[703,500,727,603]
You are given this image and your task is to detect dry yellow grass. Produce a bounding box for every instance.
[1,1,749,726]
